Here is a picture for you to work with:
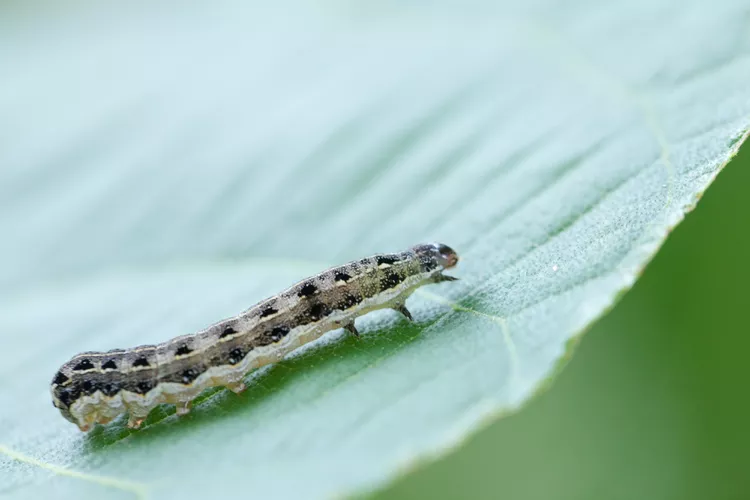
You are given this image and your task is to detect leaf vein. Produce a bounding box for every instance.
[0,444,148,499]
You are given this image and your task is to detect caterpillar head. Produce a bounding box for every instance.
[413,242,459,270]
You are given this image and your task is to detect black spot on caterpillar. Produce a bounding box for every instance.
[308,302,330,321]
[81,380,96,395]
[57,387,78,407]
[220,326,237,339]
[298,282,318,298]
[72,359,94,372]
[136,381,154,395]
[101,360,118,371]
[340,293,361,309]
[101,382,120,397]
[50,243,459,431]
[271,325,290,339]
[227,348,245,365]
[380,270,404,290]
[259,306,278,318]
[181,368,201,385]
[257,325,291,346]
[334,272,351,282]
[132,357,150,368]
[175,345,193,356]
[53,372,69,385]
[376,255,400,266]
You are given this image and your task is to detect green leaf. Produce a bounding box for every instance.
[1,2,748,499]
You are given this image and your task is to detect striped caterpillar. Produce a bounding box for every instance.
[51,243,459,431]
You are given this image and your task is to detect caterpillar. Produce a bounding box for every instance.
[51,243,459,431]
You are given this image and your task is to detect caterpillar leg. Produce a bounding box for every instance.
[127,415,146,429]
[394,303,413,321]
[176,401,192,416]
[77,410,101,431]
[227,381,247,394]
[343,322,360,338]
[433,273,458,283]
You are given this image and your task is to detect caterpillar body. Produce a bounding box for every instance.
[51,243,459,431]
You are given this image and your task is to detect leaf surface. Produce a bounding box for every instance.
[1,1,749,499]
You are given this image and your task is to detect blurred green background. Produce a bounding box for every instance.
[379,145,750,499]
